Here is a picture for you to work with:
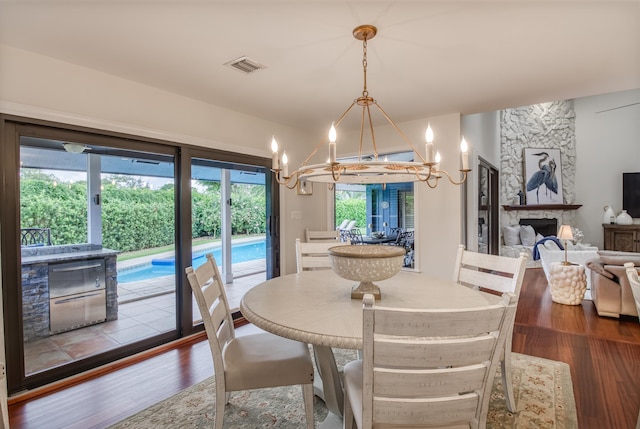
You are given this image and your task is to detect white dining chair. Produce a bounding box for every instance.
[343,292,517,429]
[624,262,640,322]
[452,244,528,413]
[186,254,315,429]
[295,238,349,272]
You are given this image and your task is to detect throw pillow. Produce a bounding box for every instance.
[503,225,522,246]
[520,225,536,246]
[536,233,544,243]
[544,240,560,250]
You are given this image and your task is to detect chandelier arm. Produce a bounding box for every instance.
[300,101,358,167]
[283,171,300,190]
[366,103,378,160]
[437,169,468,185]
[425,176,439,188]
[359,105,366,160]
[374,103,427,163]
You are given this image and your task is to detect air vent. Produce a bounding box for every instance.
[224,56,266,74]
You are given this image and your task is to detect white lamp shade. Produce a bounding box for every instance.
[557,225,573,241]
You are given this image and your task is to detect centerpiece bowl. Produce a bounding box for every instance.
[328,245,405,300]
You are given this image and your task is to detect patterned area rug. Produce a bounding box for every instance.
[110,351,577,429]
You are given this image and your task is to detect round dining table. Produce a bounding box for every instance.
[240,270,498,429]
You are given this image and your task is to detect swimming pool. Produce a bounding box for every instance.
[118,240,266,283]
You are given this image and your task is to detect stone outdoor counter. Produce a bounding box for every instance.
[21,244,120,342]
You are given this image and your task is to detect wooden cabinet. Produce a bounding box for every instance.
[603,224,640,252]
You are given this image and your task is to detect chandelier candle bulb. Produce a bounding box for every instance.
[425,124,434,164]
[460,137,469,170]
[281,152,289,178]
[271,136,279,170]
[329,123,337,163]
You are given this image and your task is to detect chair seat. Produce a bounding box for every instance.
[343,360,364,427]
[223,332,314,391]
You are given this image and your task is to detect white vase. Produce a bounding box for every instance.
[616,210,633,225]
[603,205,616,224]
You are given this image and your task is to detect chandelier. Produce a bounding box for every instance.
[270,24,470,189]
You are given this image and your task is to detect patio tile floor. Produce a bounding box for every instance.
[23,259,266,375]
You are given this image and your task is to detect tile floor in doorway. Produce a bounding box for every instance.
[23,264,266,375]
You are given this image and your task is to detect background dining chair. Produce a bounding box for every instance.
[624,262,640,321]
[295,237,351,402]
[295,238,350,272]
[345,229,364,245]
[304,228,340,243]
[343,292,517,429]
[452,244,528,413]
[186,254,315,429]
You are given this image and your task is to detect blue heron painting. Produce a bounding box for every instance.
[524,148,563,204]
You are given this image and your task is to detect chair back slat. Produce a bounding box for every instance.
[373,363,489,397]
[374,335,498,368]
[305,228,340,242]
[458,267,514,293]
[373,393,478,426]
[296,238,350,273]
[373,305,505,337]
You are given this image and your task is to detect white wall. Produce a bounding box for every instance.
[574,89,640,248]
[461,111,500,250]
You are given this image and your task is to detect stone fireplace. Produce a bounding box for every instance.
[499,100,581,255]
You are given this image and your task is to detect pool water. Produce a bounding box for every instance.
[118,240,266,283]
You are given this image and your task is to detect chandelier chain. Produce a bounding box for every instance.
[362,37,368,97]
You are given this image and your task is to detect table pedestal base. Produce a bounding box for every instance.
[350,282,381,300]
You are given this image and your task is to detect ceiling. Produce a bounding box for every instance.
[1,1,638,134]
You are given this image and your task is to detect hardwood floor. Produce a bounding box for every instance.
[512,268,640,429]
[7,268,640,428]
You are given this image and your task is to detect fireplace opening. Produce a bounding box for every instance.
[519,218,558,237]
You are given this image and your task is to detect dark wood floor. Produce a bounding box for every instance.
[8,268,640,428]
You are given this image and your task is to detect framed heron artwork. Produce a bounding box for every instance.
[523,148,564,205]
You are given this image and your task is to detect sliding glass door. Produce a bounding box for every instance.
[1,118,278,394]
[19,136,179,381]
[190,158,267,322]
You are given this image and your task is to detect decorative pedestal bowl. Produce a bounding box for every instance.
[328,245,405,300]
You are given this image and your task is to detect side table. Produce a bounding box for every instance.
[549,262,587,305]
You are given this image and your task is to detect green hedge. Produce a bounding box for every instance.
[20,174,266,252]
[335,198,366,229]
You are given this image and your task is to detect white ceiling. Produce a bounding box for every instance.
[1,1,638,134]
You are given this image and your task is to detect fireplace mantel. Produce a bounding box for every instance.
[502,204,582,211]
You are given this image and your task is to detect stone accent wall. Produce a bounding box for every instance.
[500,100,578,233]
[22,263,50,342]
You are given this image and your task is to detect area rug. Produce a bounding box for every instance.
[110,351,577,428]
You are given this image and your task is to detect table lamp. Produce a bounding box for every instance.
[557,225,574,265]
